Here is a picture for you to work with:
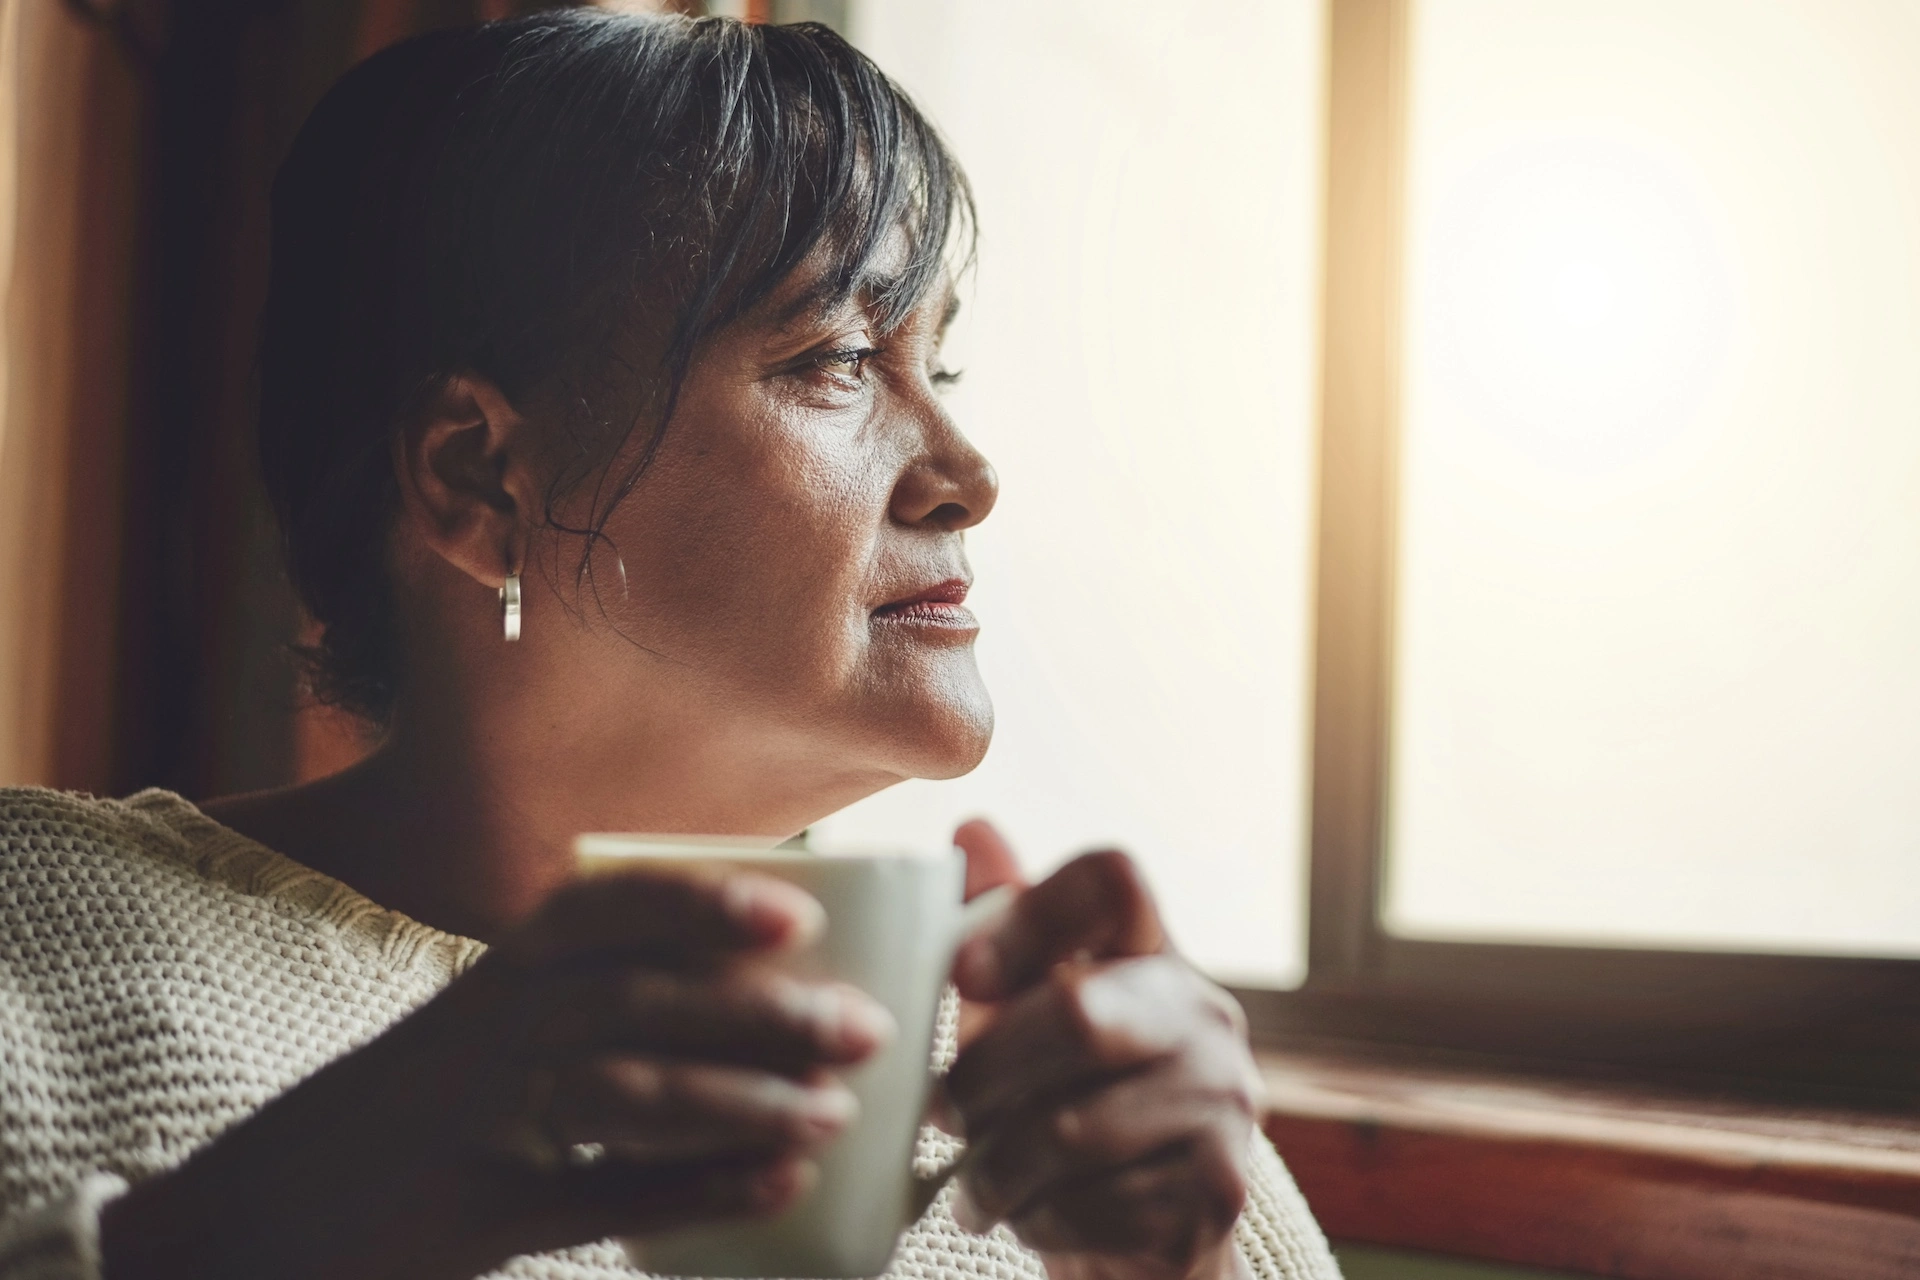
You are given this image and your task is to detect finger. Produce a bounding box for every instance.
[958,1049,1261,1226]
[999,1140,1248,1269]
[534,966,895,1073]
[549,1056,858,1158]
[953,851,1164,1002]
[493,1151,818,1260]
[947,956,1241,1126]
[503,868,825,969]
[954,819,1027,901]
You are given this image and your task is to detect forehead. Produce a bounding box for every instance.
[756,228,958,338]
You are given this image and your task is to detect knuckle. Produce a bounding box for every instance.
[1078,847,1138,882]
[533,877,603,923]
[1046,1100,1121,1163]
[1191,1048,1262,1119]
[1050,1103,1090,1151]
[532,879,592,919]
[1052,970,1112,1055]
[1195,1134,1251,1220]
[1090,847,1149,894]
[1061,965,1166,1064]
[734,967,800,1021]
[1072,849,1149,915]
[1198,979,1249,1038]
[605,1056,672,1109]
[1236,1062,1268,1118]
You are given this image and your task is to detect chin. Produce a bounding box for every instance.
[912,708,994,780]
[858,682,995,781]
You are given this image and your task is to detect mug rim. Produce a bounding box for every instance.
[575,833,957,866]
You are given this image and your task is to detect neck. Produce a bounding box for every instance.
[203,700,898,942]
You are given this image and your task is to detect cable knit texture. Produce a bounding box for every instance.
[0,787,1340,1280]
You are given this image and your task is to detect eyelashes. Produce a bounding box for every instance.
[806,344,964,392]
[814,345,878,379]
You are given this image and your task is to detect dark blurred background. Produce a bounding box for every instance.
[2,0,749,800]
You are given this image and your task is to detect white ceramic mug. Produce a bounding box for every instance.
[574,835,1005,1279]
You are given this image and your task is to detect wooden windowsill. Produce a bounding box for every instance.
[1258,1049,1920,1280]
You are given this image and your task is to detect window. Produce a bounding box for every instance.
[815,0,1920,1094]
[1268,0,1920,1094]
[1388,0,1920,960]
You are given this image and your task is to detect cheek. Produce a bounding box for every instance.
[560,393,992,775]
[587,418,886,690]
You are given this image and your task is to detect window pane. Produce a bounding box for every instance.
[1387,0,1920,954]
[811,1,1325,987]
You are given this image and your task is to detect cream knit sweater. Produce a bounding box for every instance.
[0,787,1340,1280]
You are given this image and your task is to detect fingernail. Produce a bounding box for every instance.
[797,1083,860,1138]
[797,982,896,1058]
[724,875,825,947]
[829,988,897,1057]
[950,1181,997,1234]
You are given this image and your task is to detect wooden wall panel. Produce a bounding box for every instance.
[0,1,144,791]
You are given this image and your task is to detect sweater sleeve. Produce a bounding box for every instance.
[0,1176,127,1280]
[1236,1131,1342,1280]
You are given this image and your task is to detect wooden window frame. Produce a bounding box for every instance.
[1227,0,1920,1101]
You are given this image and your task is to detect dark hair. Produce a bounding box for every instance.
[257,10,972,722]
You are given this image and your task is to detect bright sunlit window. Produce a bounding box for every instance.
[1386,0,1920,954]
[810,1,1326,987]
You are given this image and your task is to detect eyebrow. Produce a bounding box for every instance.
[770,285,859,334]
[767,269,959,339]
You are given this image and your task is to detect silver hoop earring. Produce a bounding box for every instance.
[500,572,522,643]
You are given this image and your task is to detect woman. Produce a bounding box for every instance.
[0,13,1339,1280]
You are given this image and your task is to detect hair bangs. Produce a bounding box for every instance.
[670,20,973,363]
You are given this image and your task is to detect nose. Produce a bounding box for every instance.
[889,403,998,532]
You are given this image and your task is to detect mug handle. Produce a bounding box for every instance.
[955,880,1020,939]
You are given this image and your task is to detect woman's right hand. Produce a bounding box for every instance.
[101,866,891,1280]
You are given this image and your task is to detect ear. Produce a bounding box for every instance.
[392,374,541,590]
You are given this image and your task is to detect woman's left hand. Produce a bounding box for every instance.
[942,822,1262,1280]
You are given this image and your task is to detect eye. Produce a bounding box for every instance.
[813,345,879,381]
[930,365,965,390]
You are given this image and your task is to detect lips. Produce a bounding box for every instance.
[873,578,977,627]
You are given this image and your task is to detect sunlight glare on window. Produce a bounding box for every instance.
[1429,138,1734,474]
[1386,0,1920,955]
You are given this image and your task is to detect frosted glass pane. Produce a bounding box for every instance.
[812,1,1325,987]
[1387,0,1920,954]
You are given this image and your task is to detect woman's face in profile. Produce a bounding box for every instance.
[548,254,998,791]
